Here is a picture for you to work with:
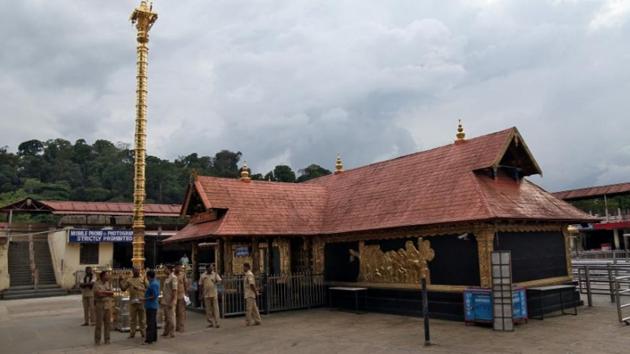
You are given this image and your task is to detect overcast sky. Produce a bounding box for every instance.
[1,0,629,191]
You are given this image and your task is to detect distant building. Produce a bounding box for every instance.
[0,198,183,296]
[165,127,595,319]
[553,183,630,251]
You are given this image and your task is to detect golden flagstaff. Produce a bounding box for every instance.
[130,1,157,269]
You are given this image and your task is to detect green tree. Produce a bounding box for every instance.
[271,165,296,183]
[297,164,331,182]
[212,150,241,178]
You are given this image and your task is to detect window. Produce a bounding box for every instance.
[80,243,99,265]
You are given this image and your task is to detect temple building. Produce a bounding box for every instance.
[553,182,630,252]
[165,126,596,319]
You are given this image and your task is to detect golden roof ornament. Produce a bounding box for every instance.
[241,161,251,182]
[455,119,466,143]
[334,153,344,174]
[190,168,198,181]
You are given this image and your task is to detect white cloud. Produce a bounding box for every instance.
[589,0,630,30]
[0,0,629,191]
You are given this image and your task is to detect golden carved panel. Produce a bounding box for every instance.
[351,238,434,284]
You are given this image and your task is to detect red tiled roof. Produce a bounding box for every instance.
[42,201,181,217]
[164,219,224,243]
[191,177,327,235]
[553,182,630,200]
[166,127,596,242]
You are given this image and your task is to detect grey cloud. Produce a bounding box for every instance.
[1,0,629,192]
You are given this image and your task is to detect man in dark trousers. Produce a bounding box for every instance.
[144,269,160,345]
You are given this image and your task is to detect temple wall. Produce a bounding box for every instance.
[320,223,571,291]
[48,230,113,289]
[0,241,8,291]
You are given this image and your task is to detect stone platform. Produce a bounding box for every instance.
[0,294,627,354]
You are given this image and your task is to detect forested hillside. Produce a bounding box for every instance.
[0,139,331,206]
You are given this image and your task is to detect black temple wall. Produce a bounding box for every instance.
[324,241,359,282]
[428,234,480,286]
[495,231,568,282]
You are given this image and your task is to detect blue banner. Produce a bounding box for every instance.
[68,229,133,243]
[234,246,250,257]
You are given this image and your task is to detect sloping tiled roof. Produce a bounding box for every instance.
[166,127,596,242]
[36,200,180,217]
[553,182,630,200]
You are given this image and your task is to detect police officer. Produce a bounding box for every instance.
[161,265,178,338]
[120,267,148,339]
[80,266,95,326]
[174,263,188,332]
[199,263,222,328]
[243,263,261,326]
[94,269,115,345]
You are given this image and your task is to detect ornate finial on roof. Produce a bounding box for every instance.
[334,153,344,174]
[190,168,198,182]
[455,119,466,143]
[240,161,251,182]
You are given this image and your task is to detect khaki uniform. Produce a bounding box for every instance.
[200,271,222,327]
[175,272,188,332]
[80,275,95,325]
[94,280,114,344]
[161,273,178,337]
[244,270,261,325]
[120,276,148,337]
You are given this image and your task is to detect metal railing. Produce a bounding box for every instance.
[614,276,630,325]
[573,250,630,261]
[219,273,326,317]
[572,263,630,307]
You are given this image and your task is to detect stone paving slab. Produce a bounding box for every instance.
[0,294,628,354]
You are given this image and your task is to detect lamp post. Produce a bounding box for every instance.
[417,237,435,347]
[130,1,157,270]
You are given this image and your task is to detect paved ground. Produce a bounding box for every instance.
[0,294,627,354]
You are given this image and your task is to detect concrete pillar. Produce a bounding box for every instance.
[613,229,620,250]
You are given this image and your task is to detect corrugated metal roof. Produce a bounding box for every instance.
[553,182,630,200]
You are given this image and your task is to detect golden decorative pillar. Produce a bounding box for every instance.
[130,1,157,269]
[252,239,260,274]
[475,227,495,288]
[223,238,232,275]
[312,237,324,274]
[274,239,291,274]
[561,225,573,279]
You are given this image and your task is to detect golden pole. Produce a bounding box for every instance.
[130,1,157,269]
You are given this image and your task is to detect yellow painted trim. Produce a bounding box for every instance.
[515,276,573,288]
[326,281,467,293]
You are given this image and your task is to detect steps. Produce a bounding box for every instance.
[1,284,67,300]
[33,241,57,285]
[8,242,32,286]
[3,240,62,299]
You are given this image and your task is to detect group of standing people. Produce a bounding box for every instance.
[198,262,261,327]
[160,263,189,337]
[80,266,161,345]
[78,261,262,346]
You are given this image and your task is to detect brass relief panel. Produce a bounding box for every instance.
[350,238,435,284]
